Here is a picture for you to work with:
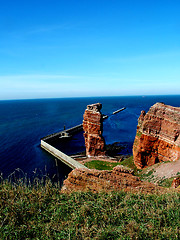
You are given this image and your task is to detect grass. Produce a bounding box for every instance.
[84,156,139,173]
[84,160,122,170]
[1,157,179,239]
[120,156,138,173]
[157,177,175,188]
[0,178,180,239]
[157,175,180,188]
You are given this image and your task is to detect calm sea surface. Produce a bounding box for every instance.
[0,95,180,182]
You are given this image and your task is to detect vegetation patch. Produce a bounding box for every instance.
[0,179,180,239]
[120,156,139,175]
[136,130,142,138]
[136,162,180,187]
[84,160,122,170]
[84,156,138,173]
[138,169,155,182]
[157,174,180,188]
[157,177,174,188]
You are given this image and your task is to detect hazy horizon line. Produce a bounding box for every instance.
[1,94,180,101]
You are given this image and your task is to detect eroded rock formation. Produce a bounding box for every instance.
[172,177,180,188]
[61,165,162,194]
[83,103,106,157]
[133,102,180,169]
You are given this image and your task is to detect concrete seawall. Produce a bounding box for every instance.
[42,124,83,142]
[41,140,87,169]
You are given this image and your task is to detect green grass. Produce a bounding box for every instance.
[137,168,155,182]
[157,175,180,188]
[0,179,180,239]
[120,156,139,173]
[84,160,122,170]
[84,156,138,172]
[157,177,175,188]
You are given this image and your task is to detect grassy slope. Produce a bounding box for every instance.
[85,156,180,187]
[0,180,180,240]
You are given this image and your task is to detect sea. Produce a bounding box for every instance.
[0,95,180,183]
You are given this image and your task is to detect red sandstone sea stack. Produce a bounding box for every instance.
[83,103,106,157]
[133,102,180,169]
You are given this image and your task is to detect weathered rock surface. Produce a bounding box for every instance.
[83,103,106,157]
[61,165,162,194]
[133,102,180,169]
[172,176,180,188]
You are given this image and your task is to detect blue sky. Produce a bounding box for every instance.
[0,0,180,100]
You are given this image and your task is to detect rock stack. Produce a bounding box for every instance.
[83,103,106,157]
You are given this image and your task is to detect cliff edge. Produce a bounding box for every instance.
[61,165,162,194]
[133,102,180,169]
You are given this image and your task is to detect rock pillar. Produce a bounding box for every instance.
[83,103,106,157]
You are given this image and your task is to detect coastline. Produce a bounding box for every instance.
[1,95,180,179]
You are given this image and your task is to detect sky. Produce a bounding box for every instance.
[0,0,180,100]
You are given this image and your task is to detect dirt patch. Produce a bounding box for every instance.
[140,159,180,184]
[153,160,180,179]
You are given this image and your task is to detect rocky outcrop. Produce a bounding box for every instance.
[83,103,106,157]
[133,102,180,169]
[172,177,180,188]
[61,165,162,194]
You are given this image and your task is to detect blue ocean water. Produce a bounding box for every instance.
[0,95,180,182]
